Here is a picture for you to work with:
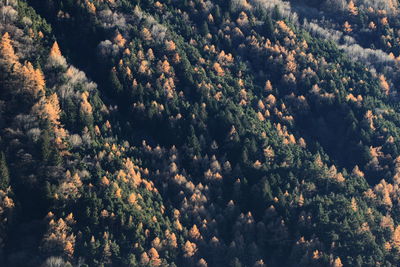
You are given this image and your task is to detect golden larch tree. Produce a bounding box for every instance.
[50,41,62,58]
[0,32,19,67]
[352,165,364,177]
[348,0,358,15]
[21,62,45,97]
[158,60,171,74]
[189,224,201,240]
[32,94,61,125]
[114,32,126,48]
[148,247,162,267]
[128,193,137,205]
[80,91,93,115]
[64,240,74,259]
[183,240,197,257]
[343,21,352,32]
[392,225,400,248]
[265,80,273,92]
[331,257,343,267]
[85,0,96,14]
[369,21,376,30]
[165,40,176,51]
[141,28,152,41]
[140,252,150,265]
[379,75,390,95]
[213,62,225,76]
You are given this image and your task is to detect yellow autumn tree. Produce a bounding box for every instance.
[331,257,343,267]
[148,247,162,267]
[139,60,149,74]
[379,75,390,95]
[32,94,61,125]
[183,240,197,257]
[348,0,358,15]
[0,32,19,68]
[80,91,93,115]
[392,225,400,248]
[165,40,176,51]
[369,21,376,30]
[140,252,150,265]
[236,11,249,26]
[85,0,96,13]
[213,62,224,76]
[64,240,74,259]
[141,28,152,41]
[352,165,364,177]
[164,230,178,248]
[128,192,137,205]
[100,176,110,186]
[285,53,297,73]
[158,60,171,74]
[147,48,155,60]
[49,41,67,67]
[189,224,201,240]
[114,32,126,48]
[50,41,62,58]
[266,94,276,106]
[343,21,352,32]
[265,80,273,92]
[20,61,46,97]
[41,218,76,258]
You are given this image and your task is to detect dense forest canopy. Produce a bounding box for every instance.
[2,0,400,266]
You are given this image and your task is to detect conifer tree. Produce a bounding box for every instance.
[0,152,10,191]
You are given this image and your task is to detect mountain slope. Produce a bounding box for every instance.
[1,0,400,266]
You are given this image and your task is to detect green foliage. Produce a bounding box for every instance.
[0,152,10,191]
[2,0,400,266]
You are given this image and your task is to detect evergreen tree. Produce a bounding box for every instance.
[0,152,10,190]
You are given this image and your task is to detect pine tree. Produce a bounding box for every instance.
[40,128,52,163]
[0,152,10,190]
[264,16,274,38]
[109,68,123,94]
[187,126,201,156]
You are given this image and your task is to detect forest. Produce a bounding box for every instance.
[2,0,400,266]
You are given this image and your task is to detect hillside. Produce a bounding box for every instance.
[2,0,400,266]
